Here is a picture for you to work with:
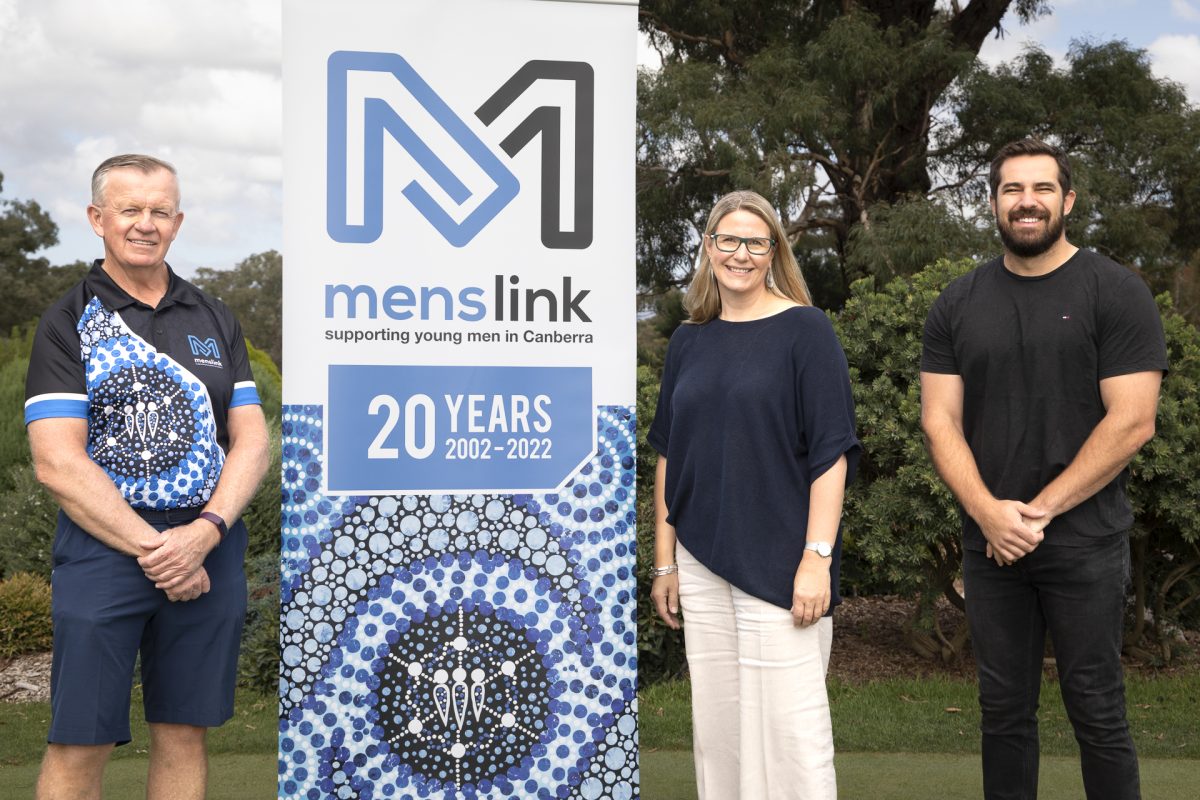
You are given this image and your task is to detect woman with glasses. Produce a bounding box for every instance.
[648,190,860,799]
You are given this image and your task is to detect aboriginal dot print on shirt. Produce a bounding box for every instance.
[79,296,223,509]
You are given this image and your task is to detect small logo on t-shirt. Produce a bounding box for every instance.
[1061,313,1071,320]
[187,335,224,369]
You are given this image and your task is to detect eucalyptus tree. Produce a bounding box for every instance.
[638,1,1200,317]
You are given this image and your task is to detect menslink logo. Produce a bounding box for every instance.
[188,336,221,360]
[327,51,594,249]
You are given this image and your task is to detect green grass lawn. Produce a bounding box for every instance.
[0,689,277,768]
[4,751,1194,800]
[640,672,1200,758]
[2,674,1197,798]
[0,754,277,799]
[639,673,1200,798]
[639,750,1200,800]
[0,689,278,797]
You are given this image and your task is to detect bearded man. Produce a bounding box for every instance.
[919,138,1166,800]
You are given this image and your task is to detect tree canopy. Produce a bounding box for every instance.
[637,1,1200,317]
[193,250,283,366]
[0,173,85,334]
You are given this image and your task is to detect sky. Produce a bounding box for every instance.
[1,0,1197,277]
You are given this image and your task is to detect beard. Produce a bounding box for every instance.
[997,204,1066,258]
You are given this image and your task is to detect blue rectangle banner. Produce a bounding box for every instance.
[327,364,593,492]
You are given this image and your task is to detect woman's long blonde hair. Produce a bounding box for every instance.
[682,190,812,324]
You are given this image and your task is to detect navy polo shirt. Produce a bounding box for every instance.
[25,261,261,510]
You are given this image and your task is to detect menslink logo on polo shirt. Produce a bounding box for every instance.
[188,335,224,369]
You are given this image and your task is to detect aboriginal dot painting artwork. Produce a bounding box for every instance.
[79,298,221,508]
[278,404,639,799]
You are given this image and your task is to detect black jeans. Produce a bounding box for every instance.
[963,534,1140,800]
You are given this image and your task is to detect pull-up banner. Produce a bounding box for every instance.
[281,1,639,798]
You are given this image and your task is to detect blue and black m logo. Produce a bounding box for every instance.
[327,52,594,249]
[188,336,221,359]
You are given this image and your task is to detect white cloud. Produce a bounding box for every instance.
[0,0,283,273]
[1172,0,1200,22]
[1148,34,1200,103]
[137,69,282,154]
[30,0,279,71]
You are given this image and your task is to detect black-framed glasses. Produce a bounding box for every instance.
[708,233,775,256]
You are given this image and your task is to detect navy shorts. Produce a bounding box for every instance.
[47,509,248,745]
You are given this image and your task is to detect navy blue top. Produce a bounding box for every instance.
[648,306,861,611]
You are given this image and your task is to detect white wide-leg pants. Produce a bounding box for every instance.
[677,544,836,800]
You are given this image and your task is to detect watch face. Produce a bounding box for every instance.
[811,541,832,557]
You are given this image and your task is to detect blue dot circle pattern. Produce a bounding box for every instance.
[280,405,330,578]
[289,553,622,798]
[278,490,581,713]
[567,701,639,800]
[278,405,638,799]
[78,297,220,509]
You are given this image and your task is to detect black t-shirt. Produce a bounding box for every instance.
[648,306,861,610]
[25,261,261,510]
[922,249,1168,549]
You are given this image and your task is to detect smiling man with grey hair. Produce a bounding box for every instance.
[25,154,269,800]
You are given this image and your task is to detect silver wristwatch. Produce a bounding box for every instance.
[804,541,833,558]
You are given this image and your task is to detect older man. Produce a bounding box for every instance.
[25,154,270,800]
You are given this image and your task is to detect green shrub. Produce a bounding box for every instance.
[241,340,282,560]
[0,325,36,364]
[0,572,53,658]
[242,415,282,561]
[635,364,687,686]
[237,340,282,691]
[831,259,973,659]
[0,463,59,580]
[238,550,281,694]
[0,328,36,496]
[833,260,969,589]
[0,354,33,495]
[1125,295,1200,659]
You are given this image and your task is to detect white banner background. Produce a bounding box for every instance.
[280,1,638,797]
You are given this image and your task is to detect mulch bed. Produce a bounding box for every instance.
[0,651,51,703]
[830,595,976,683]
[829,595,1200,684]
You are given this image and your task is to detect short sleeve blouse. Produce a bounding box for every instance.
[648,305,861,610]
